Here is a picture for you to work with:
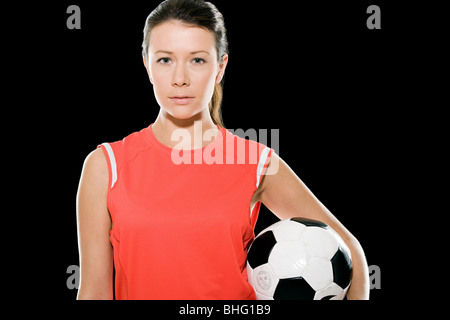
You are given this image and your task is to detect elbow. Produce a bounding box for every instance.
[345,233,362,252]
[343,233,367,266]
[342,234,370,300]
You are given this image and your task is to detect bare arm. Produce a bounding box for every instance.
[76,148,114,300]
[252,152,370,300]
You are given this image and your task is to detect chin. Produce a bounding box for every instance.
[163,105,205,121]
[165,110,201,122]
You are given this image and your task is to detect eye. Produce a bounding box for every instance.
[157,57,171,64]
[192,57,206,64]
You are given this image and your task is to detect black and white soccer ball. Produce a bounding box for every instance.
[247,217,353,300]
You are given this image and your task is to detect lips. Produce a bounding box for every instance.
[169,96,194,105]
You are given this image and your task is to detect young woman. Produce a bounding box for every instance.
[76,0,369,300]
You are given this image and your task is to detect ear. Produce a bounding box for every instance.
[215,54,229,84]
[142,55,153,84]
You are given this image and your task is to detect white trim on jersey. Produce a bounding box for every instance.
[102,143,118,189]
[250,202,257,218]
[251,147,271,218]
[256,147,271,188]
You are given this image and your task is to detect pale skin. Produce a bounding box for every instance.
[77,20,369,300]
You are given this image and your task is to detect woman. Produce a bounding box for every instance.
[76,0,369,300]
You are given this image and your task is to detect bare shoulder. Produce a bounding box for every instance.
[84,148,107,169]
[78,148,109,199]
[82,148,108,178]
[77,147,110,227]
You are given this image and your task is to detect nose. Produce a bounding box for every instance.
[172,64,190,87]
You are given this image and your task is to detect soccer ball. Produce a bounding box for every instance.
[247,217,352,300]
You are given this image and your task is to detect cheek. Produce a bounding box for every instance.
[193,69,218,102]
[149,69,168,91]
[199,74,216,101]
[149,71,170,102]
[148,73,168,109]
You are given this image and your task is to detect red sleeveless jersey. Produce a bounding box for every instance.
[99,124,272,300]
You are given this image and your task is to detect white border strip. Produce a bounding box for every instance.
[102,143,117,189]
[256,147,271,188]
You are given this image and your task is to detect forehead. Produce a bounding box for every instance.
[149,20,216,54]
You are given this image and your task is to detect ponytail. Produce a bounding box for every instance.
[209,83,224,128]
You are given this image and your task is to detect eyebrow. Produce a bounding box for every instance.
[153,50,210,55]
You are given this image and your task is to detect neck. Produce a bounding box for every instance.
[152,109,219,150]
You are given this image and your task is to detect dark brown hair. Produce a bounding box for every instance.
[142,0,228,127]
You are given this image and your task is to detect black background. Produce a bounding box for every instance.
[9,0,445,309]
